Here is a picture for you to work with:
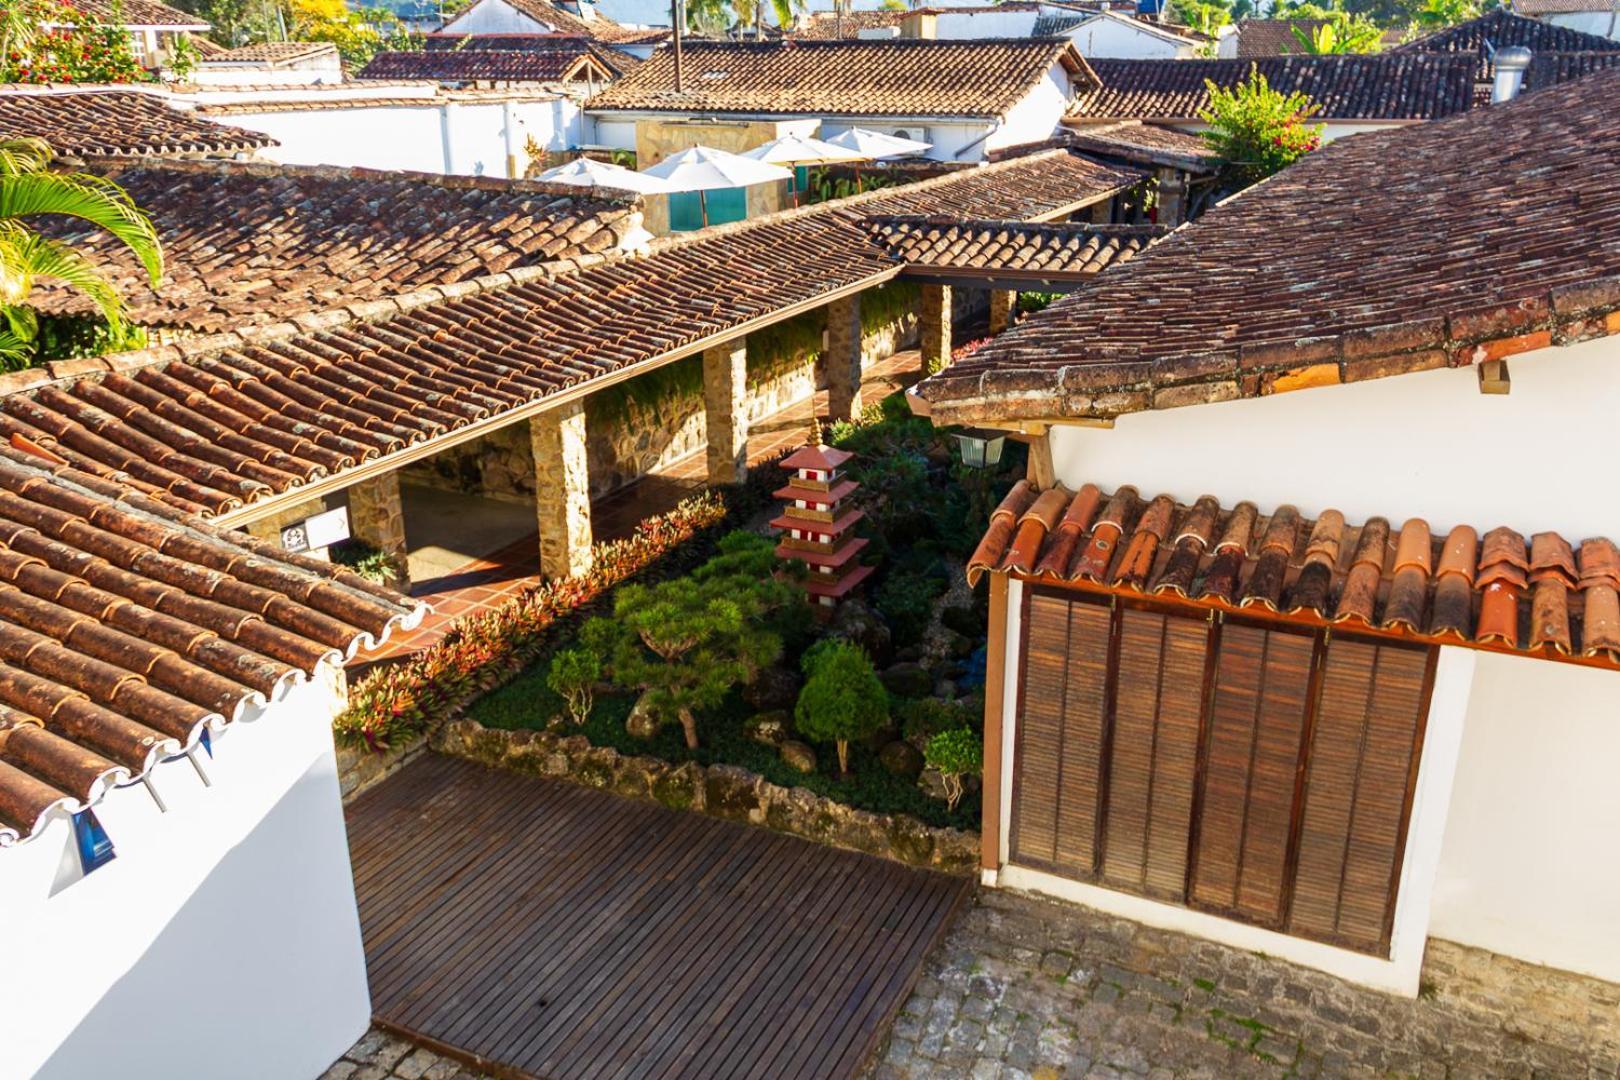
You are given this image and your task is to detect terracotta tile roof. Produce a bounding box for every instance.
[1053,120,1218,170]
[207,41,340,65]
[1073,55,1477,121]
[916,66,1620,427]
[0,90,276,159]
[61,0,209,26]
[360,43,611,82]
[585,39,1094,119]
[787,10,907,39]
[423,32,642,77]
[1231,19,1328,57]
[497,0,670,44]
[868,217,1166,286]
[30,161,643,334]
[0,150,1137,519]
[1525,49,1620,90]
[0,443,422,845]
[970,481,1620,672]
[1514,0,1619,12]
[1394,9,1620,81]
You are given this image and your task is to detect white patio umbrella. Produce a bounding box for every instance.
[825,127,933,160]
[641,145,794,226]
[742,133,869,204]
[532,156,678,196]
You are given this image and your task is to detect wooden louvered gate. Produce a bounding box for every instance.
[1008,587,1435,956]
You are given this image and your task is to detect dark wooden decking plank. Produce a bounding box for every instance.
[347,754,972,1080]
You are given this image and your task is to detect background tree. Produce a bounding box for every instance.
[793,639,887,776]
[0,138,162,369]
[288,0,417,67]
[924,728,981,811]
[1291,10,1383,52]
[582,532,796,749]
[1170,0,1232,40]
[1199,66,1324,187]
[1403,0,1485,32]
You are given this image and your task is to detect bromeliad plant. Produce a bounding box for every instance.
[0,137,163,369]
[580,531,801,750]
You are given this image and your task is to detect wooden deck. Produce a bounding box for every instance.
[346,754,971,1080]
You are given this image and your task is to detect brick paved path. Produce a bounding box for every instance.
[871,889,1620,1080]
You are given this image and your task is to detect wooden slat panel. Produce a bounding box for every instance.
[1145,615,1208,898]
[1192,623,1313,924]
[1102,608,1164,892]
[1010,592,1070,866]
[1289,639,1429,953]
[1053,600,1112,874]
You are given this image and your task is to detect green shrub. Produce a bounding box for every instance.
[876,569,946,649]
[546,647,600,726]
[1017,291,1061,315]
[583,531,797,749]
[794,639,889,775]
[330,538,397,585]
[925,727,983,810]
[901,697,980,744]
[1199,65,1324,186]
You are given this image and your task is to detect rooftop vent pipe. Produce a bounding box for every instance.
[1492,46,1532,103]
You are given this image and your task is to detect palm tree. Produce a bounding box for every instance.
[0,138,162,368]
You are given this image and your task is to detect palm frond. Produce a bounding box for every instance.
[0,138,55,179]
[0,170,164,285]
[0,227,129,337]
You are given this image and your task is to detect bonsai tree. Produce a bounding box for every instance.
[925,727,982,811]
[793,639,887,776]
[546,647,600,726]
[1199,66,1324,187]
[582,532,796,749]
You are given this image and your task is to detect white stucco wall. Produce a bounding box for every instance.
[0,668,370,1080]
[231,97,582,175]
[1544,10,1620,38]
[983,69,1074,157]
[1046,335,1620,542]
[1429,652,1620,983]
[1065,16,1195,58]
[933,9,1040,37]
[815,118,994,161]
[443,0,555,34]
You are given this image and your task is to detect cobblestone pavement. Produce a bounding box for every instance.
[322,1028,490,1080]
[870,888,1620,1080]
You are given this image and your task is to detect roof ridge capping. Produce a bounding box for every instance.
[0,254,624,400]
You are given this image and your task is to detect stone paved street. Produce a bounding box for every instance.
[869,889,1620,1080]
[322,1028,489,1080]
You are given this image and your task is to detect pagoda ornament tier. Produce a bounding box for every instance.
[770,444,875,612]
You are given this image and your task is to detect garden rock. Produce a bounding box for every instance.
[779,740,818,774]
[743,665,801,711]
[704,764,763,823]
[879,740,924,778]
[934,679,957,701]
[945,631,975,659]
[881,661,934,699]
[744,710,792,747]
[940,604,980,638]
[625,691,660,739]
[828,599,893,666]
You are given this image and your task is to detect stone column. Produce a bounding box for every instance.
[1089,200,1112,225]
[348,473,409,589]
[530,401,593,580]
[1156,167,1187,227]
[988,289,1017,335]
[825,293,863,422]
[703,337,748,486]
[920,283,953,375]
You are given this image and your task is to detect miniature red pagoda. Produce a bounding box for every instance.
[771,444,875,613]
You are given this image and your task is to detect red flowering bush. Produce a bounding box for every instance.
[1199,65,1324,187]
[335,461,790,752]
[3,1,149,84]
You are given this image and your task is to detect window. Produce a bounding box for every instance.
[1010,589,1434,955]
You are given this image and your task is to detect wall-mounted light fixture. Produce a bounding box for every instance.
[950,428,1008,470]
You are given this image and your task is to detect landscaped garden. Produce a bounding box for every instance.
[336,391,1026,834]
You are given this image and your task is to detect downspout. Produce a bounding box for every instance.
[955,121,1001,161]
[502,99,520,179]
[440,101,458,175]
[672,0,685,92]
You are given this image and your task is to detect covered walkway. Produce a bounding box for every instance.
[362,346,924,661]
[346,753,969,1080]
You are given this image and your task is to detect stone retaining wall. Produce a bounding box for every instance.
[335,738,425,802]
[435,718,979,874]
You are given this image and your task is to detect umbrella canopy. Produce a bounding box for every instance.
[532,157,678,195]
[641,145,794,193]
[825,127,933,160]
[740,132,869,166]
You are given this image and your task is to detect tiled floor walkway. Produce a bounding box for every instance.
[363,349,924,662]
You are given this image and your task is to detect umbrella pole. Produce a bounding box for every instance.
[701,190,709,228]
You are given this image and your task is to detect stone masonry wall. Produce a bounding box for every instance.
[402,310,919,503]
[436,718,979,874]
